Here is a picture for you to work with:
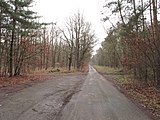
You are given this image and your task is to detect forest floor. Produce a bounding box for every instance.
[0,66,88,88]
[94,65,160,120]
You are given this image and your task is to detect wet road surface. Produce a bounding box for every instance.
[0,74,86,120]
[59,66,152,120]
[0,66,152,120]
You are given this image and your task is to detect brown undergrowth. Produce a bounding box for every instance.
[0,75,48,88]
[0,65,89,88]
[94,65,160,120]
[31,65,89,74]
[115,77,160,119]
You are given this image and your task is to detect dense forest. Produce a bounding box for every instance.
[1,0,160,88]
[92,0,160,87]
[0,0,95,77]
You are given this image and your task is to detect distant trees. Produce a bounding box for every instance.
[93,0,160,86]
[0,1,95,77]
[61,13,95,70]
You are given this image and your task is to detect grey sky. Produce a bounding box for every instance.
[33,0,106,52]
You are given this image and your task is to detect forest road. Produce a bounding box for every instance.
[59,66,152,120]
[0,66,152,120]
[0,73,86,120]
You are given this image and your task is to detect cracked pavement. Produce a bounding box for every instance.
[0,66,152,120]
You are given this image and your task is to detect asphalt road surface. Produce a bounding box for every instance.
[0,66,152,120]
[59,66,152,120]
[0,73,86,120]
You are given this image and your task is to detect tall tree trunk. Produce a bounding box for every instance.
[68,55,72,71]
[152,0,160,86]
[118,0,125,25]
[9,1,18,77]
[0,16,2,76]
[9,19,16,77]
[0,2,3,76]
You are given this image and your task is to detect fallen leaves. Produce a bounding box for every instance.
[31,66,88,74]
[94,65,160,119]
[0,75,49,88]
[114,78,160,119]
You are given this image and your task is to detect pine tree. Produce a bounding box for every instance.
[0,0,39,77]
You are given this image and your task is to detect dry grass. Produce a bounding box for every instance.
[30,67,71,74]
[0,75,48,88]
[94,65,115,72]
[95,65,160,119]
[31,65,89,74]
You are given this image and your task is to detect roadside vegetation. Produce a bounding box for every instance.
[93,0,160,87]
[0,0,95,78]
[93,1,160,118]
[0,75,48,88]
[0,0,160,118]
[0,64,89,88]
[94,65,160,119]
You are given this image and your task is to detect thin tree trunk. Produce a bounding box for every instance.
[9,1,18,77]
[152,0,160,86]
[9,19,16,77]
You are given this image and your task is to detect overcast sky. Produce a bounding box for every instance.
[33,0,106,52]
